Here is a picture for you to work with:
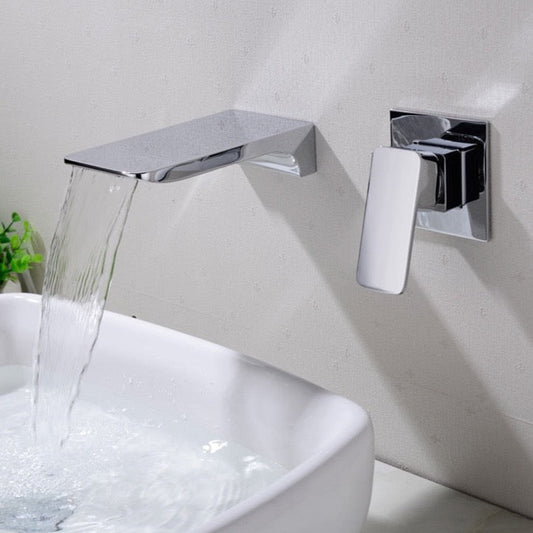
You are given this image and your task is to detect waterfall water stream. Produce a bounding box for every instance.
[32,168,137,447]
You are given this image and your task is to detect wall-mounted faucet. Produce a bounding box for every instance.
[357,111,489,295]
[65,110,316,181]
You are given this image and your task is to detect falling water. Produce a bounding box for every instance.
[32,167,137,447]
[0,168,286,532]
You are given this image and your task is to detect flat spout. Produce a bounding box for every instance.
[65,110,316,182]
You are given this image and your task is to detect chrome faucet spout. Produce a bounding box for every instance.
[65,110,316,182]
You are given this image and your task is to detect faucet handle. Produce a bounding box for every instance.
[356,111,489,295]
[356,147,438,294]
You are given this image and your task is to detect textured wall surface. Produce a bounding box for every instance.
[2,0,533,517]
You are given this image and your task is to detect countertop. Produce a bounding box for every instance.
[362,462,533,532]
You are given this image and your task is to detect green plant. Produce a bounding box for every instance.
[0,212,42,287]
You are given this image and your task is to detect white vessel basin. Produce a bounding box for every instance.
[0,293,373,533]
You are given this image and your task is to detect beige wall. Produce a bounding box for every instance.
[2,0,533,517]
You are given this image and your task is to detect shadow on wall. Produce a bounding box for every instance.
[243,129,533,517]
[455,128,533,346]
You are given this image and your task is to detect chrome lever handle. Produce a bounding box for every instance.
[357,111,489,295]
[356,147,438,295]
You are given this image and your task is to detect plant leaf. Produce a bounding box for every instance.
[10,234,20,250]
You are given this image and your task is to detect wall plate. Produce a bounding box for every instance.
[390,110,489,242]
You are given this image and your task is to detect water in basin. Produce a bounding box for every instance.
[0,372,286,532]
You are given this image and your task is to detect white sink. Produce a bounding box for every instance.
[0,293,374,533]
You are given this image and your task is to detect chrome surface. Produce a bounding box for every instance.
[356,147,438,295]
[65,110,316,181]
[357,111,489,294]
[390,110,489,241]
